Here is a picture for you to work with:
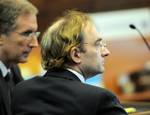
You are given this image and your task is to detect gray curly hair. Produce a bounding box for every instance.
[0,0,38,35]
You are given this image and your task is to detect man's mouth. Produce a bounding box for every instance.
[22,51,30,58]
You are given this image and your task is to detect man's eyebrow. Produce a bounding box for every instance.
[23,28,36,32]
[22,30,33,33]
[95,38,102,44]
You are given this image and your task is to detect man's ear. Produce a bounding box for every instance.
[70,46,82,64]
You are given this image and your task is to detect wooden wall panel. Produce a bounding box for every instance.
[29,0,150,34]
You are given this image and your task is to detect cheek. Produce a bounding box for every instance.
[93,49,101,58]
[83,46,101,62]
[16,39,28,46]
[85,47,97,58]
[7,39,27,53]
[94,49,103,64]
[7,45,21,55]
[13,39,29,52]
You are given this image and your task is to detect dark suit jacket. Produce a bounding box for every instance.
[0,65,23,115]
[12,69,127,115]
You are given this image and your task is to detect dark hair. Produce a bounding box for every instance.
[0,0,38,35]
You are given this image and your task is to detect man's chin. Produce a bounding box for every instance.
[99,67,105,73]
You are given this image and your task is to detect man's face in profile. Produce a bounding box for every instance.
[79,21,110,77]
[1,13,38,64]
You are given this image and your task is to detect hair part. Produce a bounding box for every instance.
[0,0,38,35]
[41,10,92,70]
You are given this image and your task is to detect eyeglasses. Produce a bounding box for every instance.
[84,40,107,48]
[99,40,107,48]
[14,30,41,39]
[84,41,107,51]
[99,41,107,51]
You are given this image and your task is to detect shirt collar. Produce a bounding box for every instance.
[0,61,10,78]
[67,68,85,83]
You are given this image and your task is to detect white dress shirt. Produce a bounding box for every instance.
[67,68,85,83]
[0,61,10,78]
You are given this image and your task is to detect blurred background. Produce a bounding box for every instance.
[19,0,150,102]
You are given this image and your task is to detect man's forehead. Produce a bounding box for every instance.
[15,13,37,31]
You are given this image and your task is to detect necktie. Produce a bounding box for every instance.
[4,71,15,110]
[5,72,11,82]
[5,71,15,88]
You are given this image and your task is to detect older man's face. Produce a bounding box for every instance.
[1,13,38,65]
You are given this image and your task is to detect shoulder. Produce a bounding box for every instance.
[72,82,118,102]
[11,76,48,114]
[13,76,43,90]
[12,76,45,104]
[80,83,115,96]
[91,84,119,100]
[82,84,127,114]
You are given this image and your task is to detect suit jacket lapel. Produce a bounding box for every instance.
[11,65,23,84]
[0,70,11,115]
[0,65,23,115]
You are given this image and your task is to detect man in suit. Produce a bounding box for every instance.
[12,11,128,115]
[0,0,39,115]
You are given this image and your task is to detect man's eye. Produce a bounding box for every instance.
[95,41,101,46]
[21,31,32,37]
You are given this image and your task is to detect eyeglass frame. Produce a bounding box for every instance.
[13,30,40,39]
[83,40,107,51]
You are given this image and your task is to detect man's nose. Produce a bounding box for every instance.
[29,36,38,48]
[101,47,110,57]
